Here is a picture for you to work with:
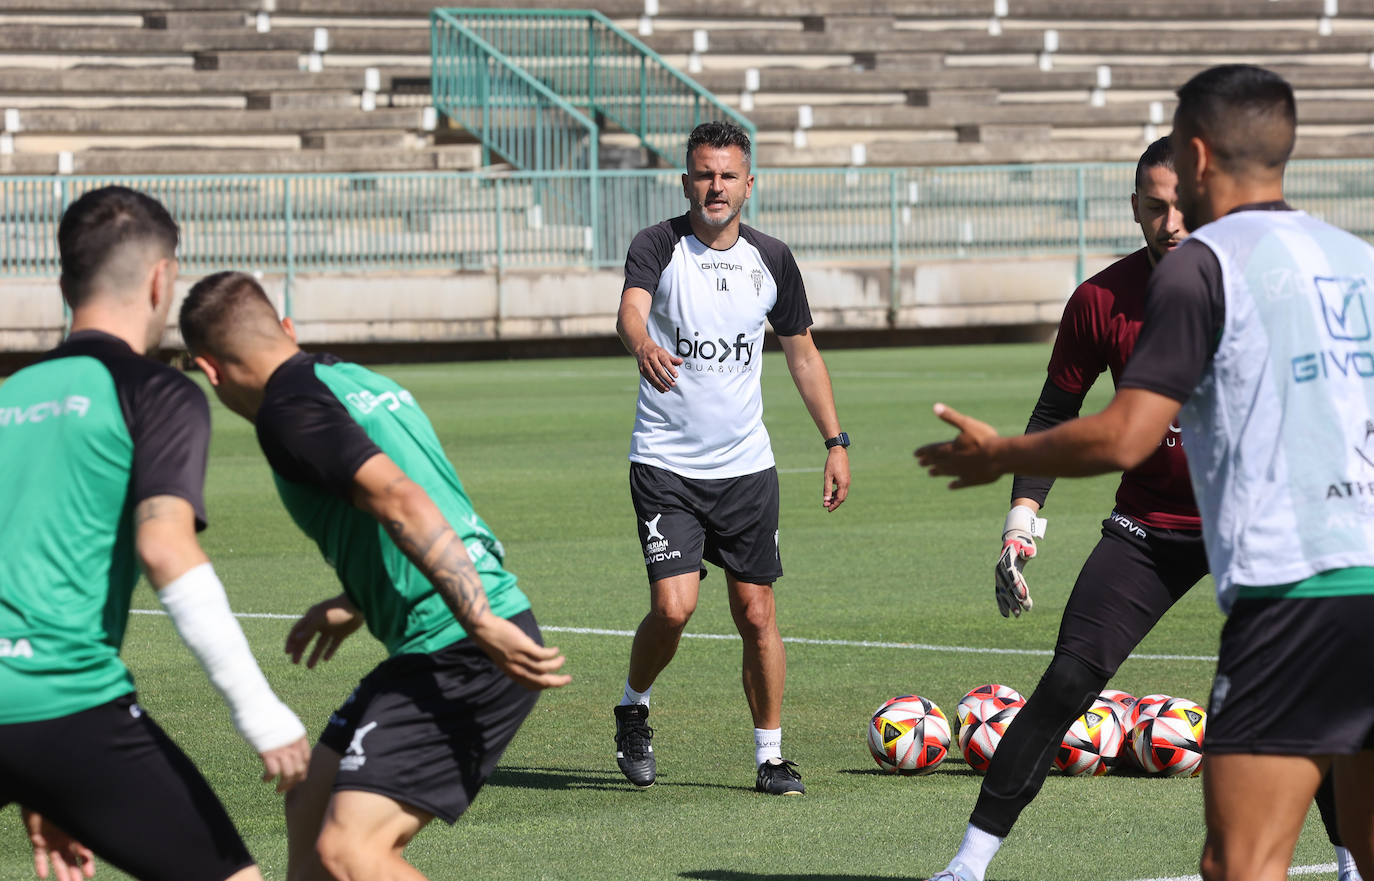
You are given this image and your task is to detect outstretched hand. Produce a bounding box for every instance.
[634,339,683,393]
[23,809,94,881]
[914,403,1005,489]
[469,615,572,691]
[286,594,365,669]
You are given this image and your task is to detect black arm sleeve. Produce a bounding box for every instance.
[256,394,382,499]
[622,219,677,294]
[129,369,211,530]
[1009,378,1089,508]
[1119,241,1226,402]
[764,242,813,336]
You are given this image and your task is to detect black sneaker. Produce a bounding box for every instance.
[613,703,655,789]
[755,757,805,795]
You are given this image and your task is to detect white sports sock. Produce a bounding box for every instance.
[620,680,651,707]
[943,823,1003,881]
[1336,845,1363,881]
[754,727,782,765]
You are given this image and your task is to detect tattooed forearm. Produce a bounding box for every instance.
[382,518,491,626]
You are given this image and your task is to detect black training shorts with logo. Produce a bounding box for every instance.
[629,462,783,585]
[319,610,543,824]
[1207,593,1374,755]
[0,694,254,881]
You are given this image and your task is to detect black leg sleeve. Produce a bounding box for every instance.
[969,653,1106,838]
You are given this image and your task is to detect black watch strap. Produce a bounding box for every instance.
[824,432,850,449]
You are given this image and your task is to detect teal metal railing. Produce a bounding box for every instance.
[430,9,598,173]
[433,9,756,170]
[6,160,1374,293]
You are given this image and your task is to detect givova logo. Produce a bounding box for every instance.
[0,395,90,427]
[1317,276,1371,341]
[1292,276,1374,383]
[674,328,755,367]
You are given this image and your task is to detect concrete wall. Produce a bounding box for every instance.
[0,252,1122,353]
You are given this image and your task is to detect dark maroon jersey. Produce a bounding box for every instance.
[1044,247,1200,530]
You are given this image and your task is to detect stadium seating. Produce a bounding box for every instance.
[3,0,1374,171]
[5,0,1374,172]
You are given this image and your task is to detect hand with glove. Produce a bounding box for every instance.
[995,502,1046,618]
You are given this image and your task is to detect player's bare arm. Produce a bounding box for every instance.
[285,594,365,669]
[134,494,311,792]
[350,453,571,691]
[915,388,1181,489]
[778,329,849,511]
[617,286,681,393]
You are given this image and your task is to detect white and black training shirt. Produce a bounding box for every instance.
[623,213,813,479]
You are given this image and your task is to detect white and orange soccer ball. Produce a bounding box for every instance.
[958,695,1024,774]
[867,695,951,776]
[954,683,1024,736]
[1129,700,1206,777]
[1098,689,1138,718]
[1055,703,1125,777]
[1127,693,1174,729]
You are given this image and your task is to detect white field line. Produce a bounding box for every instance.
[129,610,1218,662]
[1134,863,1336,881]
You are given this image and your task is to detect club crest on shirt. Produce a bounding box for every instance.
[751,269,763,296]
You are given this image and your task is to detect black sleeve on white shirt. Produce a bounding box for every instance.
[1009,378,1089,508]
[741,226,813,335]
[1118,241,1226,403]
[622,217,683,294]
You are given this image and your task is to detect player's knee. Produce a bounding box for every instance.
[731,596,776,640]
[648,599,695,631]
[316,825,365,881]
[1034,653,1107,719]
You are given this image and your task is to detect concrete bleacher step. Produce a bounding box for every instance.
[0,24,430,55]
[300,129,412,150]
[0,66,428,95]
[642,28,1374,57]
[143,11,250,30]
[0,145,481,175]
[246,90,359,110]
[194,51,301,71]
[4,107,423,136]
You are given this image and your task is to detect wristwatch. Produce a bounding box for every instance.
[824,432,850,449]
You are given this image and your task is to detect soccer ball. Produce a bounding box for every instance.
[1098,689,1138,717]
[958,696,1024,774]
[1127,693,1174,729]
[868,695,951,776]
[954,683,1024,735]
[1129,706,1206,777]
[1055,703,1124,776]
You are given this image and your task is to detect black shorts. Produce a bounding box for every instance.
[0,694,253,881]
[1207,594,1374,755]
[319,609,543,825]
[1054,510,1209,678]
[628,462,782,585]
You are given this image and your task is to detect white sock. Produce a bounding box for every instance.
[754,727,782,765]
[1336,845,1363,881]
[944,823,1003,881]
[619,681,650,707]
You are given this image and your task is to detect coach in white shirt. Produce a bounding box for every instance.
[611,121,850,797]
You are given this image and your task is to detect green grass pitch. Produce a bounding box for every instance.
[0,343,1340,880]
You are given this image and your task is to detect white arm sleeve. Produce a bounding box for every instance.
[158,562,306,752]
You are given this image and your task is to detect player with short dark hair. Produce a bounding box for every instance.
[0,186,310,881]
[929,138,1361,881]
[612,119,851,795]
[179,271,570,881]
[917,64,1374,881]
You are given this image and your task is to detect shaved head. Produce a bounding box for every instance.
[1173,65,1296,177]
[179,271,286,361]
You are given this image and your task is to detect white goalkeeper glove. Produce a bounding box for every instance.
[995,505,1047,618]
